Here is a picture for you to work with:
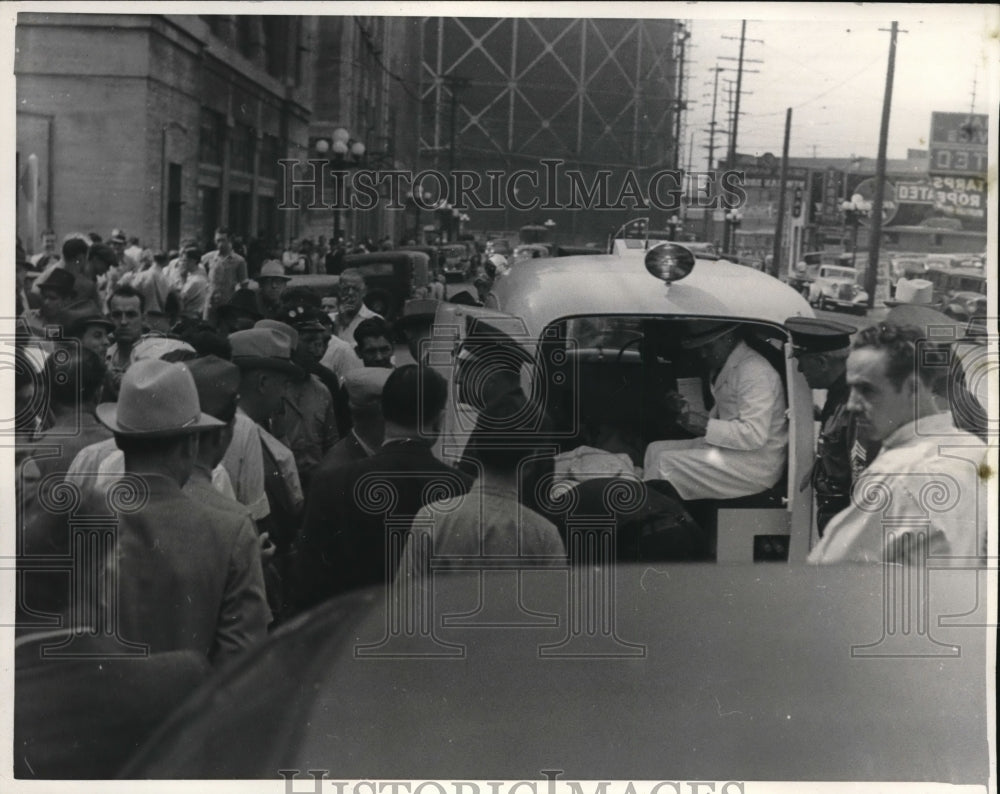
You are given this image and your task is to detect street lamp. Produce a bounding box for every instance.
[407,189,432,244]
[667,214,681,241]
[841,194,867,270]
[725,209,742,255]
[315,129,366,242]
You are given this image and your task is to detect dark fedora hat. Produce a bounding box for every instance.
[217,289,263,322]
[35,268,75,296]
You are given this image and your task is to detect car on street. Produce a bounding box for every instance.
[510,243,552,265]
[926,266,987,325]
[438,242,473,281]
[806,264,869,314]
[123,560,989,781]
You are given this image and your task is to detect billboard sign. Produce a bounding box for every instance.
[928,112,988,176]
[895,175,987,227]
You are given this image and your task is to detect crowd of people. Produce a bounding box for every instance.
[12,224,990,777]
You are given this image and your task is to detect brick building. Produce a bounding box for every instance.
[16,13,314,257]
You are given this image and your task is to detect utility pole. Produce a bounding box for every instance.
[673,23,691,171]
[704,64,724,172]
[865,21,905,308]
[771,108,792,279]
[719,21,762,253]
[700,64,726,241]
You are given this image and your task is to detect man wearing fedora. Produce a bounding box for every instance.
[257,259,292,319]
[643,321,788,502]
[94,358,269,664]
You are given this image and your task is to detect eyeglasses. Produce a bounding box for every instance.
[110,310,141,320]
[340,285,362,294]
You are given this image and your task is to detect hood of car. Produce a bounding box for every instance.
[124,565,988,782]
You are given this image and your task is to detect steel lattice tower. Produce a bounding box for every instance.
[419,17,681,237]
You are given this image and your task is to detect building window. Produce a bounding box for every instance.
[230,123,255,174]
[931,233,943,248]
[259,133,280,180]
[262,16,291,81]
[199,108,225,166]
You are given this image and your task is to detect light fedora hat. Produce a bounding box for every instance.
[97,358,224,437]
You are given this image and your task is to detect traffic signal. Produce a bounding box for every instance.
[792,186,803,219]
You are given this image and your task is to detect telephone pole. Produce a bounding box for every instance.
[673,23,691,171]
[865,21,906,308]
[719,21,762,253]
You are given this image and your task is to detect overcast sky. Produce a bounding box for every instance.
[678,3,998,169]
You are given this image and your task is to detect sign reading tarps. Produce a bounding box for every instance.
[895,174,987,230]
[929,112,988,176]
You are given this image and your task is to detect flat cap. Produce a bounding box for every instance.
[785,316,856,354]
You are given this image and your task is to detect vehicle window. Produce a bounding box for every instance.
[355,263,394,278]
[539,315,788,466]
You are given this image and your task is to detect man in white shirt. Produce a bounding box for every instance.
[332,268,381,343]
[808,322,988,564]
[643,321,788,500]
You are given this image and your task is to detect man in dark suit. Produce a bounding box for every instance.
[293,365,471,611]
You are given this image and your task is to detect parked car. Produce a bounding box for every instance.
[484,237,514,257]
[438,242,473,281]
[926,267,987,324]
[510,243,552,265]
[806,264,869,314]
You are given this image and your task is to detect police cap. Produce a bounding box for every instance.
[785,316,856,355]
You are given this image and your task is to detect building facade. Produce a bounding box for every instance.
[300,16,421,248]
[16,13,314,259]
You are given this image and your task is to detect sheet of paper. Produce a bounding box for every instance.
[676,377,707,416]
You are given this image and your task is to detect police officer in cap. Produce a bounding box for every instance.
[787,316,873,535]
